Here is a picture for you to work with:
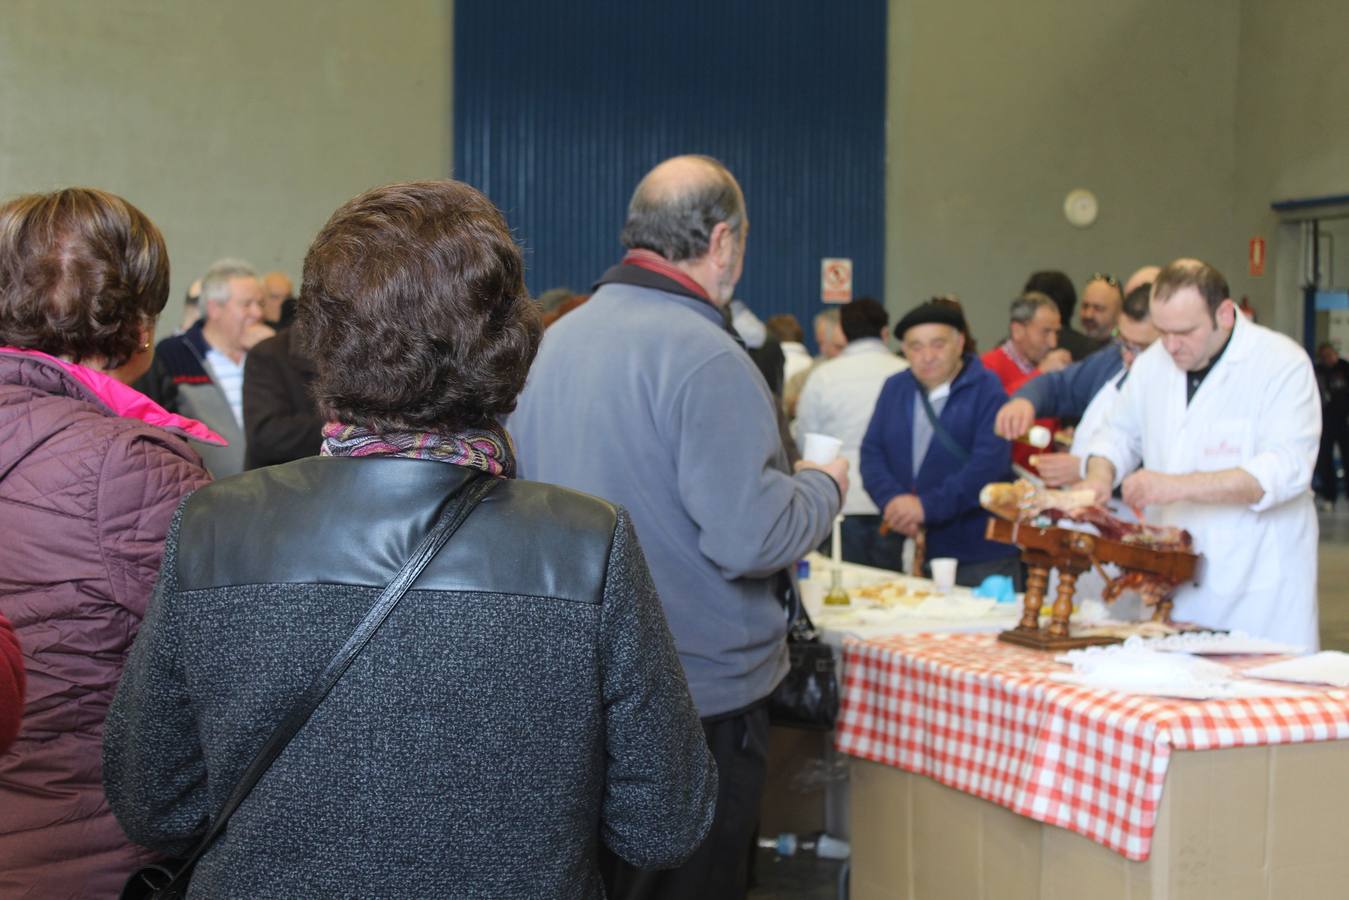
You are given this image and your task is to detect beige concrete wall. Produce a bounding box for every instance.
[885,0,1244,348]
[0,0,452,338]
[1232,0,1349,334]
[4,0,1342,349]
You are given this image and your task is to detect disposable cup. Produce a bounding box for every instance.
[930,557,958,593]
[802,433,844,464]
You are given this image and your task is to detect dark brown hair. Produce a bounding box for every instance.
[297,180,542,433]
[1152,258,1230,317]
[1122,282,1152,321]
[0,187,169,368]
[1023,270,1077,320]
[840,297,888,342]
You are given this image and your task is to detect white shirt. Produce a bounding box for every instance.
[781,341,812,388]
[205,347,246,428]
[1086,315,1321,648]
[910,377,953,479]
[1069,369,1126,472]
[729,300,766,349]
[793,338,909,515]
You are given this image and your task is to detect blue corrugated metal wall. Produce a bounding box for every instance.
[453,1,886,349]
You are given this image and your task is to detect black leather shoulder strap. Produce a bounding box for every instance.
[162,473,498,893]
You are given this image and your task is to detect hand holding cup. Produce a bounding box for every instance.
[796,433,849,503]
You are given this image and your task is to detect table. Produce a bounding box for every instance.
[836,633,1349,899]
[799,553,1021,644]
[768,557,1019,839]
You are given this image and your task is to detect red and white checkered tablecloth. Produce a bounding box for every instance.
[834,632,1349,861]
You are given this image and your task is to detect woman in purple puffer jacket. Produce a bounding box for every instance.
[0,188,216,898]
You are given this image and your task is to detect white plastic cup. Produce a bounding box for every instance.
[930,557,958,593]
[802,432,844,464]
[815,834,851,860]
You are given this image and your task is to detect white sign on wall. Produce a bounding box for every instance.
[821,258,853,303]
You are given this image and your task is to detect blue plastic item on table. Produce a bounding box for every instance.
[973,574,1017,603]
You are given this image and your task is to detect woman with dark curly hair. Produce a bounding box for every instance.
[0,187,215,897]
[103,180,716,897]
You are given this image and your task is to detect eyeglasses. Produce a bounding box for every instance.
[1088,272,1120,289]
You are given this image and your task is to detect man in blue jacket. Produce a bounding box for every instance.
[860,301,1018,585]
[993,282,1157,485]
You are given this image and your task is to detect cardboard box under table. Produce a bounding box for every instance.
[837,633,1349,899]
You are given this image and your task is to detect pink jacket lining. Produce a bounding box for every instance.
[0,347,227,446]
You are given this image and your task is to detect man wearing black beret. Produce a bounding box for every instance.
[859,301,1021,585]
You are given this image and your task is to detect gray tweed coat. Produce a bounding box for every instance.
[102,457,716,898]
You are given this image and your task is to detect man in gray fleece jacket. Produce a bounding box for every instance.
[510,155,847,898]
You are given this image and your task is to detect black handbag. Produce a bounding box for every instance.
[120,473,498,900]
[767,571,839,731]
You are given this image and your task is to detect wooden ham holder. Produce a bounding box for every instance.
[985,518,1200,651]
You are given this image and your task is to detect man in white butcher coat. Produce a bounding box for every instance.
[1080,259,1320,648]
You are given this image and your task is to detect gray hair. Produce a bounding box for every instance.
[620,156,744,262]
[200,258,259,308]
[1010,290,1057,325]
[813,308,840,328]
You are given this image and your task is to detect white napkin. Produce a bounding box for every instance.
[1245,652,1349,688]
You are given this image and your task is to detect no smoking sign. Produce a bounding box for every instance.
[821,257,853,303]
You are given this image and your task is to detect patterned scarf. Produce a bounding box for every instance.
[320,421,516,478]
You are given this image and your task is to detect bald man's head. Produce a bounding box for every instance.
[263,271,292,296]
[261,271,294,325]
[620,155,745,263]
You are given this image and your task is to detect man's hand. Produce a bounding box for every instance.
[1071,477,1111,507]
[1073,456,1117,506]
[1040,348,1072,373]
[882,494,925,537]
[1030,452,1083,488]
[994,397,1037,440]
[1121,469,1186,509]
[796,457,850,503]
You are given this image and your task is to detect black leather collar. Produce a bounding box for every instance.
[177,457,616,605]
